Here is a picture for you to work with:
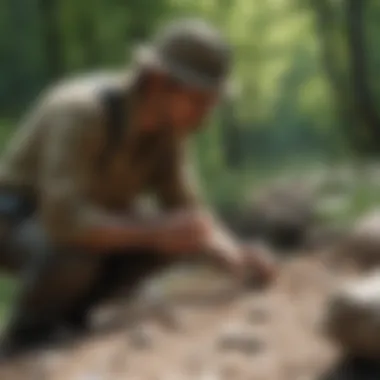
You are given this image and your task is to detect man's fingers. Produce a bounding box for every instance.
[241,244,279,284]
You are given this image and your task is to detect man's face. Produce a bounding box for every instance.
[147,73,220,135]
[164,81,218,134]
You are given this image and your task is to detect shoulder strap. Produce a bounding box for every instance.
[97,87,126,169]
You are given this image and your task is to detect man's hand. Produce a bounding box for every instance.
[204,228,278,286]
[201,224,246,277]
[239,242,279,286]
[151,209,278,286]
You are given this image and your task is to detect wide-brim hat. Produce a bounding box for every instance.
[132,19,234,96]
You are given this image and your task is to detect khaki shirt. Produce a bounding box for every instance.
[0,71,201,243]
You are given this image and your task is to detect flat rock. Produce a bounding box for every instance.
[216,323,265,354]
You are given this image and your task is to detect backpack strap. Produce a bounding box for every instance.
[97,87,126,169]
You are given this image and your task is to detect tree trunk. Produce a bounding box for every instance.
[38,0,65,81]
[311,0,358,155]
[77,2,100,68]
[345,0,380,155]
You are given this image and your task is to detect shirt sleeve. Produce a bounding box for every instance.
[153,137,203,210]
[38,100,110,244]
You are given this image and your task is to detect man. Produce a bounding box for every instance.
[0,18,276,355]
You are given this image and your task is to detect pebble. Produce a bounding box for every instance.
[128,326,154,350]
[153,304,183,332]
[246,306,271,324]
[216,324,265,355]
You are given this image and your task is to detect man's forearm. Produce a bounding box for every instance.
[72,220,158,252]
[44,209,160,252]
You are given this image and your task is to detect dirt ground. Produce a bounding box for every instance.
[0,253,363,380]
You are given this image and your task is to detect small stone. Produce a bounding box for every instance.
[246,306,270,324]
[128,326,154,350]
[153,304,182,332]
[217,325,265,354]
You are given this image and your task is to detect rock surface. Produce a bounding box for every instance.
[0,255,364,380]
[334,210,380,270]
[322,270,380,359]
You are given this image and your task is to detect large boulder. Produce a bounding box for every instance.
[243,180,317,251]
[322,271,380,359]
[303,224,346,252]
[334,210,380,270]
[220,169,356,252]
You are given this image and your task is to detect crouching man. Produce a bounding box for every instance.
[0,18,277,356]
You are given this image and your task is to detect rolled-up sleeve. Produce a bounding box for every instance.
[38,101,107,244]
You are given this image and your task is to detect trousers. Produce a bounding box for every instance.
[0,192,172,351]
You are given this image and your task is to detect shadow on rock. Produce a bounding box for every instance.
[320,356,380,380]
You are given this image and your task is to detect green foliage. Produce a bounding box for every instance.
[0,0,377,199]
[0,0,379,209]
[0,276,18,328]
